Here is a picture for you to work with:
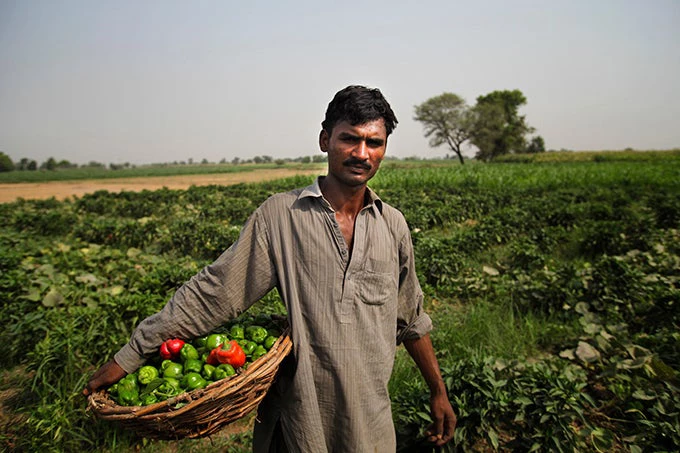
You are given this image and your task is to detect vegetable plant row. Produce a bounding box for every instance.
[1,155,679,452]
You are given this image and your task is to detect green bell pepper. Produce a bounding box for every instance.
[180,343,199,362]
[162,361,183,379]
[246,325,268,344]
[229,324,245,340]
[138,365,160,385]
[141,393,158,406]
[193,335,208,349]
[153,377,182,401]
[108,382,119,397]
[181,372,208,391]
[206,333,228,350]
[251,345,268,361]
[241,340,257,356]
[264,335,278,350]
[160,359,173,371]
[184,358,203,374]
[116,374,140,406]
[213,363,236,380]
[201,363,216,380]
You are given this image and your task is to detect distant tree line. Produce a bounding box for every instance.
[0,151,329,173]
[414,89,546,164]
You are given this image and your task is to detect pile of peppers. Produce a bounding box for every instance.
[107,316,282,406]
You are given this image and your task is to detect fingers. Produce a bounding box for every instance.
[426,395,457,446]
[82,359,127,396]
[438,411,457,446]
[426,414,445,444]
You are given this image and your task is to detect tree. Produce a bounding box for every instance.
[41,157,57,170]
[413,93,472,164]
[525,136,546,154]
[470,89,534,161]
[0,152,15,172]
[18,157,37,171]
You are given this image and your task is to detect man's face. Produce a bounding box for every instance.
[319,119,388,188]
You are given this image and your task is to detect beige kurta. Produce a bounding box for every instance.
[115,177,432,452]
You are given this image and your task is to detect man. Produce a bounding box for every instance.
[84,85,456,451]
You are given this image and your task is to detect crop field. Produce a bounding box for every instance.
[1,153,679,452]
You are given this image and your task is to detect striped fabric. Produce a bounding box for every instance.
[115,176,432,452]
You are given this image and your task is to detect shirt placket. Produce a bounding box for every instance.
[340,210,367,323]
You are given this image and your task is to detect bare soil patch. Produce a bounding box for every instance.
[0,168,323,203]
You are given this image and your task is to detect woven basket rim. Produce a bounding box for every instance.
[87,325,292,437]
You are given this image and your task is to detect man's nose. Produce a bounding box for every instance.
[352,140,369,160]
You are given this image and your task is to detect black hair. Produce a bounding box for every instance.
[321,85,398,137]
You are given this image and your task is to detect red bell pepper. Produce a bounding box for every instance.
[206,347,220,366]
[159,338,185,360]
[211,340,246,368]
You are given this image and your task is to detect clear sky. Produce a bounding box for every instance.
[1,0,679,165]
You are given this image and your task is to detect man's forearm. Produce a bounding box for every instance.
[403,333,457,446]
[403,333,447,395]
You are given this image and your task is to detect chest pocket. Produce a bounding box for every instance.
[358,258,398,305]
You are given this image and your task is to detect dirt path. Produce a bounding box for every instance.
[0,168,323,203]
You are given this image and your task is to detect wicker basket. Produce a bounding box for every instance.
[87,327,293,440]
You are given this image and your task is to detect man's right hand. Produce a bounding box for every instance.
[82,359,127,396]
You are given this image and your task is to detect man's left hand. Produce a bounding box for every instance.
[426,392,456,446]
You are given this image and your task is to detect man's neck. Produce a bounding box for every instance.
[319,176,367,216]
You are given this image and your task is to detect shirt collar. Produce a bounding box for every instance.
[298,176,384,215]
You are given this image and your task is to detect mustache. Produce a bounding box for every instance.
[342,158,372,170]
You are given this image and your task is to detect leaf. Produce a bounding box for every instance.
[139,378,164,397]
[575,341,600,363]
[574,301,590,314]
[82,296,98,309]
[22,288,42,302]
[625,344,652,360]
[649,356,678,381]
[559,348,575,360]
[583,322,601,335]
[75,273,99,285]
[487,428,499,449]
[42,289,64,307]
[515,396,532,406]
[416,411,432,423]
[631,389,656,401]
[37,264,55,277]
[109,285,125,296]
[127,247,142,258]
[482,265,499,276]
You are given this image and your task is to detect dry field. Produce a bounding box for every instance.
[0,168,323,203]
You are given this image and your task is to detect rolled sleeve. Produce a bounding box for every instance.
[114,344,146,374]
[397,310,433,344]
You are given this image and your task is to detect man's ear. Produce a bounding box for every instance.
[319,130,329,153]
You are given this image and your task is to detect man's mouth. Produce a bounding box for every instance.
[343,159,371,171]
